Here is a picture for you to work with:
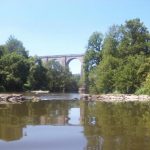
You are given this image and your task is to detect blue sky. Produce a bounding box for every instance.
[0,0,150,73]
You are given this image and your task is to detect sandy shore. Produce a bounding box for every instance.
[80,94,150,102]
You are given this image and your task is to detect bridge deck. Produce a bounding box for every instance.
[40,54,84,58]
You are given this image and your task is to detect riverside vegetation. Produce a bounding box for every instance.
[0,18,150,97]
[83,18,150,95]
[0,36,80,93]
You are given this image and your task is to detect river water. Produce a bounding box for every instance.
[0,93,150,150]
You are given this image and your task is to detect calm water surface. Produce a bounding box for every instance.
[0,93,150,150]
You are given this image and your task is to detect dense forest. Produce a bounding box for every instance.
[0,36,80,92]
[83,18,150,95]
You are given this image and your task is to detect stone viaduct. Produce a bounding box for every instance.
[40,54,86,93]
[40,54,84,74]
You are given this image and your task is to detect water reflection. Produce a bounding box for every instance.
[1,99,150,150]
[0,100,80,142]
[82,101,150,150]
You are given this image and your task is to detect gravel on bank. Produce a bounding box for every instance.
[80,94,150,102]
[0,94,26,104]
[0,93,43,104]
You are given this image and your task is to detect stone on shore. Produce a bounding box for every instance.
[0,94,42,104]
[0,94,25,104]
[80,94,150,102]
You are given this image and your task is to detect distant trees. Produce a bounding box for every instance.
[0,36,80,92]
[44,60,79,92]
[27,57,48,90]
[44,60,70,92]
[83,18,150,94]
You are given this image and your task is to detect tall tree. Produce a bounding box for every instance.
[84,32,103,71]
[87,26,121,93]
[83,32,103,92]
[5,35,28,57]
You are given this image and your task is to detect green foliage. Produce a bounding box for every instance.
[84,18,150,94]
[5,35,28,57]
[28,58,48,90]
[0,86,5,92]
[91,55,119,93]
[84,32,103,70]
[0,36,80,92]
[0,53,30,91]
[118,18,150,56]
[44,60,79,92]
[83,32,103,92]
[136,73,150,95]
[1,18,150,94]
[102,25,120,57]
[0,45,8,57]
[69,74,81,92]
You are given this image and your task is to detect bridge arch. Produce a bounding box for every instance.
[67,59,81,74]
[66,57,83,67]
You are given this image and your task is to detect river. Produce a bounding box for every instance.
[0,93,150,150]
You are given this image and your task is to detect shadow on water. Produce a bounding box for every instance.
[1,94,150,150]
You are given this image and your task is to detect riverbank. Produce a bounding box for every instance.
[1,93,150,104]
[80,94,150,102]
[0,94,25,104]
[0,94,40,104]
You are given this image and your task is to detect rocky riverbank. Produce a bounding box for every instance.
[0,94,40,104]
[0,94,25,104]
[80,94,150,102]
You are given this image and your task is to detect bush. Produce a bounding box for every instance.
[0,86,6,92]
[135,74,150,95]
